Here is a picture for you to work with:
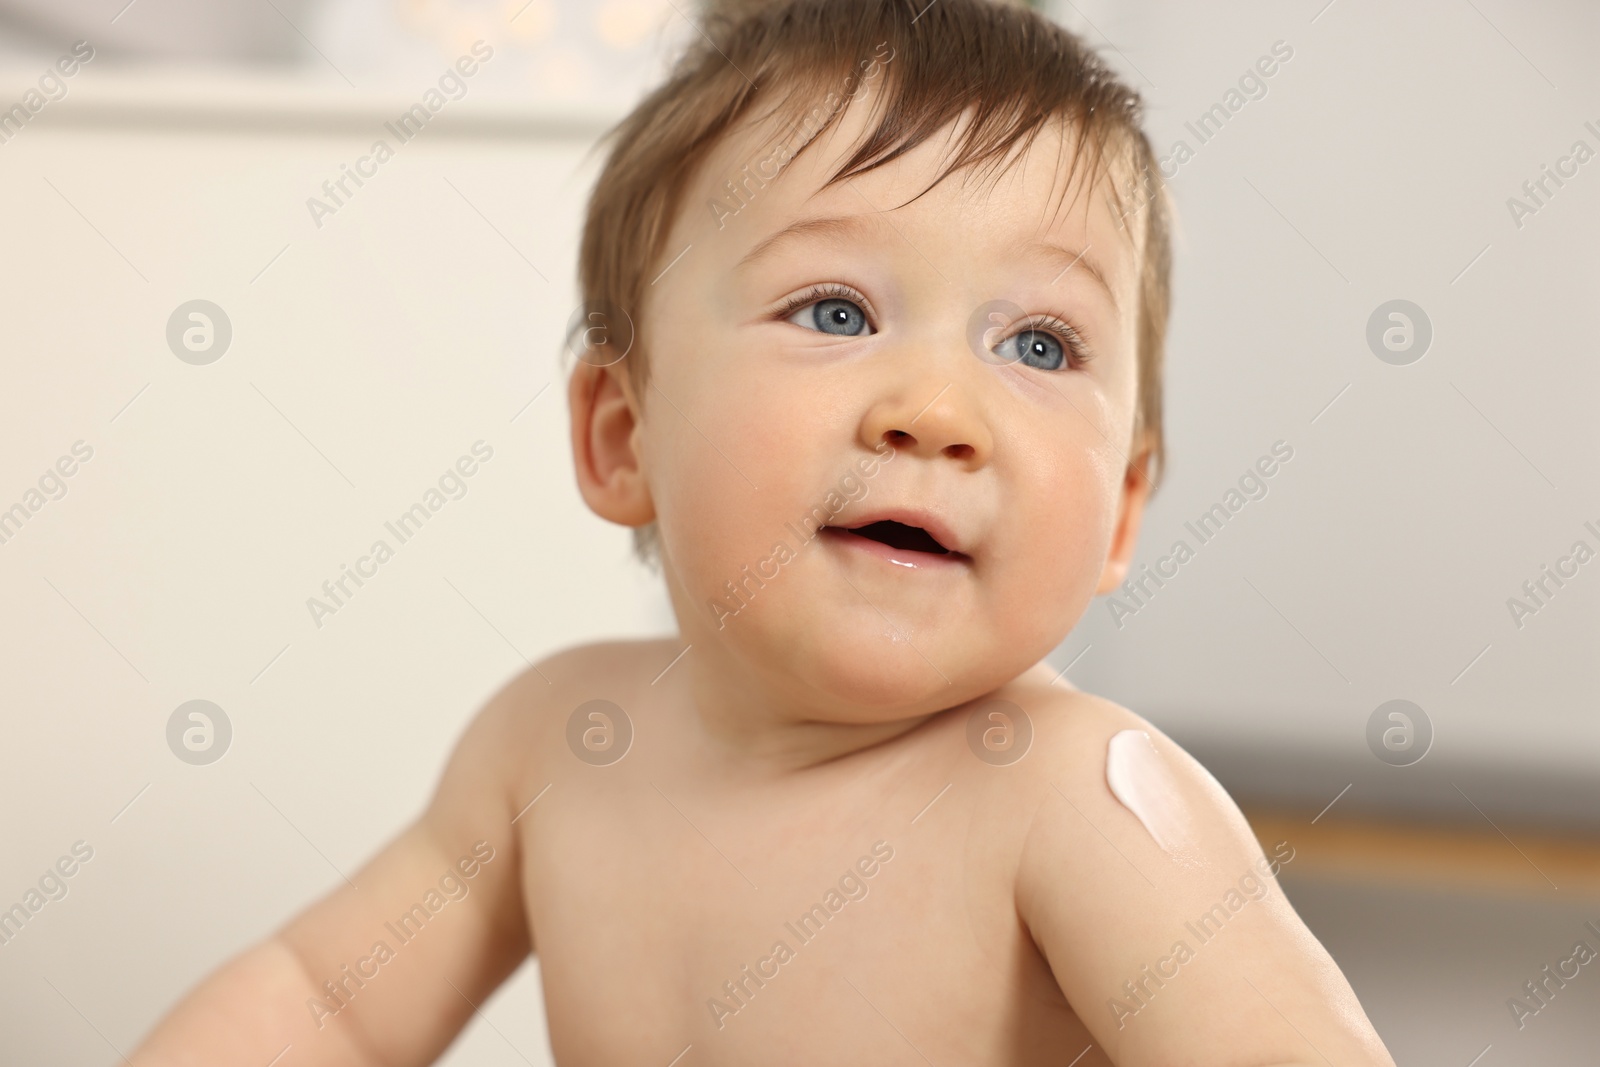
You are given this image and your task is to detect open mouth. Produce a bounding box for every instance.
[825,520,954,556]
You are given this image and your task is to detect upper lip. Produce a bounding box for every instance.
[826,508,969,556]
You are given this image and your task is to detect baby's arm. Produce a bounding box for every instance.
[1014,695,1395,1066]
[130,666,548,1067]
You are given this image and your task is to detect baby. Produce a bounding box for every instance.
[133,0,1395,1063]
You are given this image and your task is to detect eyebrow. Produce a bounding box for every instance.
[735,214,885,273]
[1024,240,1119,313]
[735,213,1121,312]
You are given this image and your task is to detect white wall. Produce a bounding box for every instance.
[0,73,668,1065]
[1049,0,1600,795]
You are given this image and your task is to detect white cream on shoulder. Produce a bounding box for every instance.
[1105,728,1196,860]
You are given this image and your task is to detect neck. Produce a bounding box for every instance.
[662,632,952,777]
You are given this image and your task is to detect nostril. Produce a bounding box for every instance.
[942,443,974,461]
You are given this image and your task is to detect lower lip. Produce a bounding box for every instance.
[820,527,971,571]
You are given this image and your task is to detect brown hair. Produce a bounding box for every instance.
[575,0,1173,566]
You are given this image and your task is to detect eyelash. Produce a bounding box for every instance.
[772,282,874,323]
[772,283,1095,368]
[1016,312,1095,368]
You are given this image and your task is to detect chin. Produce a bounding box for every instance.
[801,653,970,717]
[757,607,998,715]
[676,534,1089,712]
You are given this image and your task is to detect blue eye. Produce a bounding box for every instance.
[778,285,875,337]
[994,315,1092,371]
[789,297,869,336]
[1000,328,1065,371]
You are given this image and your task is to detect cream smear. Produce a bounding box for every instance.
[1105,729,1195,860]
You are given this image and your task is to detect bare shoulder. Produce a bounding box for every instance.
[983,675,1279,927]
[472,637,677,725]
[995,674,1255,851]
[441,637,679,797]
[993,686,1393,1062]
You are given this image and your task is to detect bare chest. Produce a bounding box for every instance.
[515,726,1092,1065]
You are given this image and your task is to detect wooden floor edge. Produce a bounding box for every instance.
[1241,806,1600,898]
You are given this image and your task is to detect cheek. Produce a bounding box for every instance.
[1034,476,1112,585]
[994,412,1125,624]
[641,356,831,595]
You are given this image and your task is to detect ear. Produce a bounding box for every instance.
[1095,439,1154,596]
[568,360,655,528]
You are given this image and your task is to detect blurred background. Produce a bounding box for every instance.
[0,0,1595,1062]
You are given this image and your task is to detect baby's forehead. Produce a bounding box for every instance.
[686,94,1144,293]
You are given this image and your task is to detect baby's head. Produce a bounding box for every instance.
[569,0,1172,715]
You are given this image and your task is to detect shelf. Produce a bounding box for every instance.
[0,63,624,139]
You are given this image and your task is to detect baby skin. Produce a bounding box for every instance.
[132,96,1395,1066]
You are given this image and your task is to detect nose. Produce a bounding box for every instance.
[860,378,993,468]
